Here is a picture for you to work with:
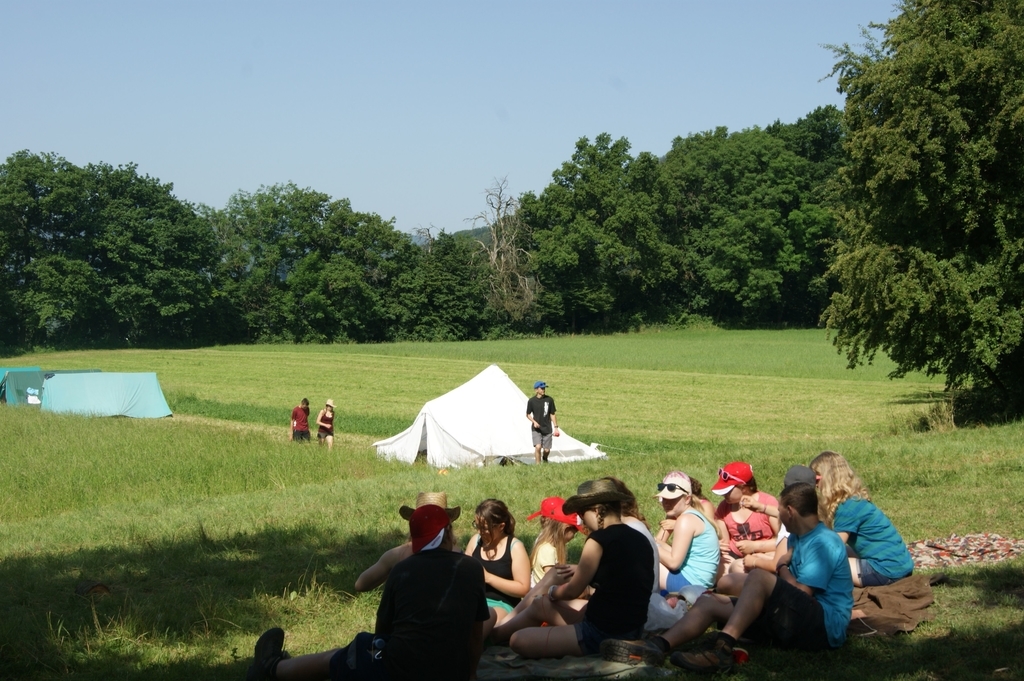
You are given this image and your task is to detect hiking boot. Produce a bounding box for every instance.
[246,627,289,681]
[670,638,734,674]
[600,638,665,667]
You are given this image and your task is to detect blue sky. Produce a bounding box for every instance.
[1,1,898,234]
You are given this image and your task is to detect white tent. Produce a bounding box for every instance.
[373,364,606,468]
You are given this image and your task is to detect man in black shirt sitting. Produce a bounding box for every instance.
[246,504,489,681]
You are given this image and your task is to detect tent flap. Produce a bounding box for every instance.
[373,364,605,468]
[0,370,46,405]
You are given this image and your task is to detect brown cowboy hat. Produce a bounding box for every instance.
[399,492,461,522]
[562,479,634,515]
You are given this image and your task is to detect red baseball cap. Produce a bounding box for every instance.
[526,497,583,532]
[711,462,754,495]
[409,504,451,553]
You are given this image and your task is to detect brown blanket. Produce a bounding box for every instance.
[846,573,942,636]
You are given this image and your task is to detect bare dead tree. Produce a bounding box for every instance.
[469,178,537,321]
[413,225,435,253]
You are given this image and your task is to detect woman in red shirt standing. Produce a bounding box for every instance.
[316,399,335,450]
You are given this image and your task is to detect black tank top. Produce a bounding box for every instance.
[472,536,521,607]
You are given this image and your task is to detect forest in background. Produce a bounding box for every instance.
[0,106,844,351]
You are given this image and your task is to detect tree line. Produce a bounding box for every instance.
[0,106,844,352]
[5,1,1022,417]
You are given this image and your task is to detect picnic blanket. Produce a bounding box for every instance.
[477,646,673,680]
[846,573,941,636]
[909,533,1024,569]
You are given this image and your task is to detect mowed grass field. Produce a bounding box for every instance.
[1,329,1022,681]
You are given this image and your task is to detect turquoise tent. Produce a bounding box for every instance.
[43,369,102,376]
[41,372,172,418]
[0,369,46,405]
[0,366,42,380]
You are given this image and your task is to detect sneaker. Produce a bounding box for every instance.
[246,627,288,681]
[669,638,734,674]
[600,638,665,667]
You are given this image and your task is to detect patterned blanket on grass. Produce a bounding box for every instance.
[909,533,1024,569]
[477,646,673,680]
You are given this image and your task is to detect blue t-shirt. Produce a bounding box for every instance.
[788,522,853,648]
[833,497,914,581]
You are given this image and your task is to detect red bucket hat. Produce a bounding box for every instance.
[526,496,582,532]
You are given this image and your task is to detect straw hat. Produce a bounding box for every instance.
[562,479,634,515]
[399,492,461,521]
[325,399,335,408]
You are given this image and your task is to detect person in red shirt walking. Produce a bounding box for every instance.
[290,399,310,442]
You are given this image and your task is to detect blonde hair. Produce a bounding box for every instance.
[809,450,870,527]
[530,516,571,566]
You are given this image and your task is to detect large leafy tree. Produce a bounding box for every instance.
[661,126,835,325]
[90,162,218,344]
[523,134,681,332]
[0,152,97,347]
[824,0,1024,410]
[0,152,217,347]
[394,231,489,341]
[210,183,422,343]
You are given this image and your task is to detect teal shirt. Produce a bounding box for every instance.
[788,522,853,648]
[679,509,720,588]
[833,497,914,580]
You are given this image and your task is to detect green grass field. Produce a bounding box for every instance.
[1,329,1021,680]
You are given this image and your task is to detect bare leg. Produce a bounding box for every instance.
[510,624,582,659]
[481,607,499,639]
[274,650,337,681]
[534,444,542,464]
[719,569,777,641]
[509,567,565,617]
[715,572,747,596]
[326,435,334,450]
[660,593,735,649]
[492,595,585,643]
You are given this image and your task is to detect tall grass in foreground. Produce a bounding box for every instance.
[1,331,1020,680]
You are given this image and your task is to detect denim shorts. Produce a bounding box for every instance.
[665,570,693,593]
[574,619,643,656]
[855,559,909,587]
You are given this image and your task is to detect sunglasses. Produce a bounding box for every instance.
[718,468,747,484]
[657,483,689,494]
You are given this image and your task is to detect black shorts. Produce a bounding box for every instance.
[739,578,831,651]
[318,431,333,440]
[293,430,310,442]
[329,632,389,681]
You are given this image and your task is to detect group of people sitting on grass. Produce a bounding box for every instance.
[245,450,915,681]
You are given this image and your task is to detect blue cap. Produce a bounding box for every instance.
[534,381,547,389]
